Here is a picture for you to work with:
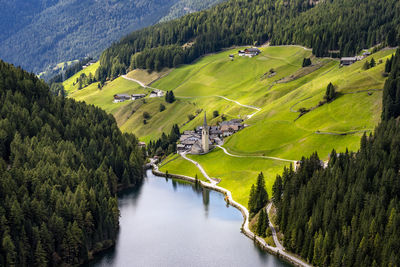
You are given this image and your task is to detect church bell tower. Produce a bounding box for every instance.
[201,112,209,153]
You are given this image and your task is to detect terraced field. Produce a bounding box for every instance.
[67,45,395,206]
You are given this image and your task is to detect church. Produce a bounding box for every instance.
[190,112,212,154]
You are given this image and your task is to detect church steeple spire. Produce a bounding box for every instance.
[201,111,209,153]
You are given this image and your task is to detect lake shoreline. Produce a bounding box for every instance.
[150,165,308,267]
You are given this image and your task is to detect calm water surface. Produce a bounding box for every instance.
[90,170,290,267]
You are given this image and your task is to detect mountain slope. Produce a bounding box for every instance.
[96,0,399,81]
[0,59,144,266]
[68,45,396,205]
[0,0,223,74]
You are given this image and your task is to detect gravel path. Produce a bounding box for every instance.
[217,145,296,163]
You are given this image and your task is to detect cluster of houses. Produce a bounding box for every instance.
[113,89,164,103]
[177,113,246,154]
[340,51,371,66]
[82,59,97,69]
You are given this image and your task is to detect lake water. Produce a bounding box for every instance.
[89,170,290,267]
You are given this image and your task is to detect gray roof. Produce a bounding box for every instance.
[246,48,261,52]
[341,57,357,61]
[131,94,146,97]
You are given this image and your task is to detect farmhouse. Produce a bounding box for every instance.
[340,57,357,66]
[220,119,244,137]
[149,90,164,97]
[238,48,261,57]
[131,94,146,100]
[113,94,131,103]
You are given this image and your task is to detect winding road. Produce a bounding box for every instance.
[267,203,284,251]
[121,75,164,92]
[180,152,219,185]
[216,145,296,163]
[122,74,261,120]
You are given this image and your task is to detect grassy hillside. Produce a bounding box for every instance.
[63,62,100,94]
[156,46,394,206]
[69,45,395,206]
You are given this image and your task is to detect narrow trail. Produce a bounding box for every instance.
[121,75,164,92]
[342,88,383,94]
[176,95,261,119]
[267,203,284,251]
[216,145,296,163]
[314,129,372,135]
[180,152,219,185]
[122,75,261,120]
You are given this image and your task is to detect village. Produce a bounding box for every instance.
[177,112,246,154]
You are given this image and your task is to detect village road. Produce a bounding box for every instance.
[216,145,296,163]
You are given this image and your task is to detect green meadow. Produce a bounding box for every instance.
[68,46,395,206]
[63,61,100,94]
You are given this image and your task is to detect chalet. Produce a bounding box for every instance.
[363,51,371,56]
[220,119,244,137]
[138,141,146,148]
[340,57,357,66]
[131,94,146,100]
[209,126,222,136]
[177,144,186,152]
[149,90,164,98]
[238,48,261,57]
[113,94,131,103]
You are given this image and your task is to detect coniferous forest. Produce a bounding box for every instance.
[272,50,400,266]
[96,0,399,80]
[0,60,145,266]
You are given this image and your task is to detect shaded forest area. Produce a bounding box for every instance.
[97,0,399,79]
[272,50,400,266]
[0,60,145,266]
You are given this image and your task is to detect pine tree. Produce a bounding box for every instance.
[35,240,48,267]
[248,184,256,217]
[324,82,336,102]
[370,57,376,67]
[255,172,269,212]
[363,60,370,70]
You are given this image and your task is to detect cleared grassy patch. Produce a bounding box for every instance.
[159,154,207,181]
[63,62,100,94]
[70,76,147,114]
[126,68,172,85]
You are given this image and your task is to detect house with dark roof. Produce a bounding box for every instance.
[340,57,357,66]
[131,94,146,100]
[113,94,131,103]
[238,48,261,57]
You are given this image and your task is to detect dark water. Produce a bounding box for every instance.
[90,170,290,267]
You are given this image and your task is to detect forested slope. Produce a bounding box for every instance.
[97,0,399,80]
[0,0,223,74]
[272,50,400,266]
[0,60,144,266]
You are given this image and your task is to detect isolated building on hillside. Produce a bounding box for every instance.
[113,94,131,103]
[238,48,261,57]
[131,94,146,100]
[340,57,357,66]
[149,90,164,97]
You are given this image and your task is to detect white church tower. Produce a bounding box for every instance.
[201,112,209,153]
